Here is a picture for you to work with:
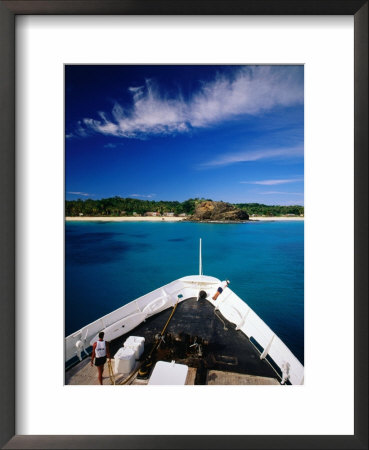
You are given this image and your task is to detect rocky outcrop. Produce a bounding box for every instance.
[189,201,249,222]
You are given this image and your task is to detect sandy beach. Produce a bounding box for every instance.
[65,216,185,222]
[66,216,303,222]
[249,216,304,222]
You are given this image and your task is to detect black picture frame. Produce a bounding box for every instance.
[0,1,367,449]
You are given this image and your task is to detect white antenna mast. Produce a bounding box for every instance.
[199,238,203,275]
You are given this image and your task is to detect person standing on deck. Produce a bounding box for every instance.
[212,280,230,301]
[91,331,111,385]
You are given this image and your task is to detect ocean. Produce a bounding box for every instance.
[65,220,304,364]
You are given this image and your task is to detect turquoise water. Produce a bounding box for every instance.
[66,221,304,363]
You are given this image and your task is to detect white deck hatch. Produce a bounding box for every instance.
[148,361,189,385]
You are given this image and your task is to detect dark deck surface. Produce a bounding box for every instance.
[107,297,279,384]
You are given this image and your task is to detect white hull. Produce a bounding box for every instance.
[65,274,304,385]
[90,311,148,345]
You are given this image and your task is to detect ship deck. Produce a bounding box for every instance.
[66,297,280,385]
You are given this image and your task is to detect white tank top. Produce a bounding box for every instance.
[95,340,106,358]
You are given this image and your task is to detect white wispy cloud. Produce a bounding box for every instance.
[130,193,156,198]
[68,191,93,197]
[241,177,303,185]
[199,146,303,169]
[72,66,303,139]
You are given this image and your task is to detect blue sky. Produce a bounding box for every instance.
[65,65,304,205]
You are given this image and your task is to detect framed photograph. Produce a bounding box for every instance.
[64,62,305,389]
[0,1,367,449]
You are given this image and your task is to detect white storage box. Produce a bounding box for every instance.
[148,361,189,385]
[114,347,135,374]
[123,336,145,359]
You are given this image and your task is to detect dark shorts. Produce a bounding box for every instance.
[217,287,223,293]
[95,356,107,366]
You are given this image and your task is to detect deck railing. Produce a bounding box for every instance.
[65,276,304,385]
[214,289,304,385]
[65,279,194,363]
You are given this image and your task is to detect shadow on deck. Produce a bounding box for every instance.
[66,297,280,385]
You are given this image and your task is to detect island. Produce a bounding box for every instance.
[65,197,304,222]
